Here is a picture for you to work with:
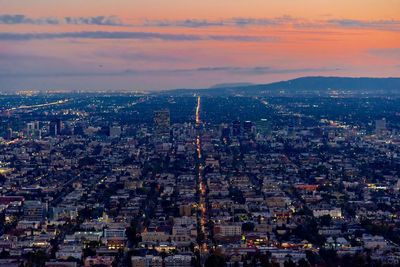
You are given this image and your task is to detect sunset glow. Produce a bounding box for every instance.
[1,0,399,91]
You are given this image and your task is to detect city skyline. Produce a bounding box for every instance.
[1,90,400,266]
[1,2,400,266]
[1,0,400,91]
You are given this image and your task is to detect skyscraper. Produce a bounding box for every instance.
[49,118,62,136]
[154,109,171,138]
[232,120,241,136]
[220,124,230,140]
[109,125,122,139]
[375,118,387,135]
[243,121,253,135]
[255,119,270,136]
[6,128,13,140]
[26,121,41,139]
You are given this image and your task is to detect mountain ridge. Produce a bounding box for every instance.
[164,76,400,96]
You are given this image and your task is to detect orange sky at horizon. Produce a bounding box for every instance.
[2,0,400,19]
[0,0,399,90]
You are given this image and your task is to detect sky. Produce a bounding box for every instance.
[0,0,399,91]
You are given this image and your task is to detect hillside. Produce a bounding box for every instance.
[165,76,400,96]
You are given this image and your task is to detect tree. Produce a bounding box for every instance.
[205,254,226,267]
[305,250,317,266]
[319,215,332,226]
[0,249,10,259]
[284,258,296,267]
[83,247,96,257]
[26,250,49,267]
[242,222,255,232]
[0,174,6,183]
[254,252,271,267]
[230,187,245,204]
[298,258,310,267]
[126,225,137,245]
[319,248,338,267]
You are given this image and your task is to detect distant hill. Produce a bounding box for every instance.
[165,76,400,96]
[251,76,400,91]
[209,82,254,89]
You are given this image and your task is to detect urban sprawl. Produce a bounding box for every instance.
[0,93,400,267]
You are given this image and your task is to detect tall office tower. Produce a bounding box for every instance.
[232,120,241,136]
[154,109,171,137]
[49,118,62,136]
[26,121,41,139]
[23,200,46,222]
[243,120,254,135]
[395,179,400,191]
[6,128,13,140]
[26,122,35,138]
[220,123,230,140]
[256,119,270,135]
[375,118,387,135]
[109,125,122,139]
[288,125,296,137]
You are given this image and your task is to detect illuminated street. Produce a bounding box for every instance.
[195,96,210,265]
